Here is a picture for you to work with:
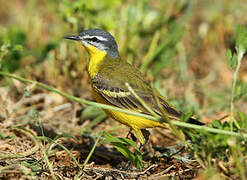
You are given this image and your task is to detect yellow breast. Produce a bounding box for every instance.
[86,45,107,78]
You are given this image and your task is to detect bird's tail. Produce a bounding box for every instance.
[187,117,205,125]
[157,96,205,126]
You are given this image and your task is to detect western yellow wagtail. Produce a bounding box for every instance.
[64,29,204,144]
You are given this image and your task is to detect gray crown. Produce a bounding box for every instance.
[80,29,120,58]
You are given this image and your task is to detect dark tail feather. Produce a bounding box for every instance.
[187,117,205,125]
[157,96,205,126]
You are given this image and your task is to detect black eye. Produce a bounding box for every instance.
[91,37,98,42]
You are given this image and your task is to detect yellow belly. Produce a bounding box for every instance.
[92,89,166,129]
[91,89,167,144]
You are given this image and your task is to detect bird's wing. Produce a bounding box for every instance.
[91,59,182,119]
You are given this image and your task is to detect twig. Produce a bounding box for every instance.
[81,164,158,179]
[230,46,244,130]
[148,165,175,179]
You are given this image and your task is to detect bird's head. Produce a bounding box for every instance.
[64,29,119,58]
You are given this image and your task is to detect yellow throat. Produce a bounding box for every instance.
[85,45,107,78]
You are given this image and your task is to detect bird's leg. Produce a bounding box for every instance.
[126,128,137,142]
[140,129,150,150]
[121,129,150,170]
[126,128,132,138]
[131,128,150,149]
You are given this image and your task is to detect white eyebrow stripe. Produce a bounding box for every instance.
[94,36,107,41]
[83,35,107,41]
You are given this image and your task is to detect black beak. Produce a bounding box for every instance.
[64,35,80,41]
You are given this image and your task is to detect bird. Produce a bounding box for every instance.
[64,29,204,145]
